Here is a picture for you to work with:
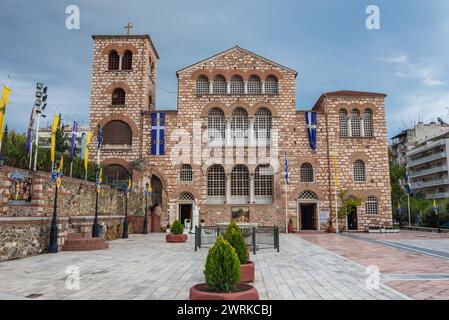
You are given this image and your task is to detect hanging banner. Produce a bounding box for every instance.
[151,112,165,156]
[305,111,317,151]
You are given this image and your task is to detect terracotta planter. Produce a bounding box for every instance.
[327,226,336,233]
[166,234,188,243]
[288,224,294,233]
[189,283,259,300]
[240,261,255,283]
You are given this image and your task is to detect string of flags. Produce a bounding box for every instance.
[52,156,64,188]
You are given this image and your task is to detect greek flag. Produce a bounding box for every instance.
[284,152,289,185]
[151,112,166,156]
[80,133,86,160]
[305,111,317,151]
[51,169,58,183]
[97,124,103,149]
[404,174,412,194]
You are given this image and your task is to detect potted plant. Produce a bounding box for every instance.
[166,220,188,243]
[189,236,259,300]
[224,221,255,283]
[200,218,205,227]
[288,218,294,233]
[326,217,336,233]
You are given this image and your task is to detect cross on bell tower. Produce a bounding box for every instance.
[124,22,133,35]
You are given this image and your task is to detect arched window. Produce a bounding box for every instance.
[364,109,374,137]
[300,163,314,183]
[103,120,132,145]
[207,165,225,197]
[231,108,249,142]
[108,50,120,70]
[207,108,226,141]
[213,75,227,94]
[351,109,361,137]
[255,165,273,198]
[254,108,272,142]
[265,76,278,95]
[231,165,249,197]
[298,191,319,201]
[105,164,129,186]
[247,75,262,94]
[339,109,348,137]
[196,75,210,95]
[179,192,194,201]
[122,50,133,70]
[230,75,244,94]
[365,196,378,214]
[353,160,366,182]
[180,164,193,182]
[112,88,126,106]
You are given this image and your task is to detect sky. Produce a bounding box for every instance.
[1,0,449,139]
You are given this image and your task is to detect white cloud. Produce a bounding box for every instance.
[379,55,445,87]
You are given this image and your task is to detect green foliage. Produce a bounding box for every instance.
[1,129,98,181]
[224,222,247,264]
[337,189,364,218]
[170,220,184,235]
[55,114,68,153]
[204,236,241,292]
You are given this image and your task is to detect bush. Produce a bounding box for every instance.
[224,221,247,263]
[204,236,240,292]
[170,220,184,234]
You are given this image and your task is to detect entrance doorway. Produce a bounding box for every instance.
[179,204,192,225]
[300,204,317,230]
[347,205,358,230]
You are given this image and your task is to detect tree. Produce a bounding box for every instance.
[337,189,364,219]
[55,113,67,153]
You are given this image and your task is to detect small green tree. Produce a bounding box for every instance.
[224,222,247,264]
[170,220,184,235]
[337,189,364,218]
[204,236,241,292]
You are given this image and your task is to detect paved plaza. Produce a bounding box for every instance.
[0,233,409,300]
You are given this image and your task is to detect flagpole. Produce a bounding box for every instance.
[407,193,411,227]
[335,182,339,234]
[28,140,33,170]
[70,161,73,178]
[285,182,288,236]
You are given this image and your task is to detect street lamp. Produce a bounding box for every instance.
[92,168,102,237]
[122,182,130,239]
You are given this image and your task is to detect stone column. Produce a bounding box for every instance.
[261,81,265,94]
[244,81,248,94]
[226,81,230,94]
[249,172,255,204]
[360,116,365,137]
[209,81,213,95]
[118,54,123,70]
[225,173,231,204]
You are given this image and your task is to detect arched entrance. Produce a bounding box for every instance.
[178,192,194,226]
[150,175,163,207]
[105,164,130,188]
[297,191,319,231]
[347,204,358,231]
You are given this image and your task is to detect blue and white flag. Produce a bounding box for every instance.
[26,107,36,154]
[80,133,86,160]
[306,111,317,151]
[404,174,412,194]
[51,169,58,183]
[284,152,289,185]
[97,124,103,150]
[151,112,166,156]
[69,121,78,162]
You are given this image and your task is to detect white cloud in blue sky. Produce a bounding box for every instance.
[1,0,449,138]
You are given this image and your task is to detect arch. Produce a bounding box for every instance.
[251,101,278,117]
[104,164,130,187]
[230,75,244,95]
[179,192,194,201]
[290,185,324,201]
[247,75,262,94]
[196,75,210,95]
[300,162,314,183]
[108,50,120,70]
[103,120,132,145]
[350,109,361,137]
[254,107,272,141]
[265,75,278,95]
[229,101,251,116]
[363,108,374,137]
[101,43,138,55]
[254,164,274,197]
[231,107,249,141]
[298,190,319,201]
[105,82,132,94]
[111,88,126,106]
[212,75,227,94]
[151,175,163,207]
[173,185,201,202]
[122,50,133,70]
[101,158,132,173]
[201,101,228,117]
[339,109,348,137]
[97,114,139,138]
[207,107,226,141]
[231,164,249,197]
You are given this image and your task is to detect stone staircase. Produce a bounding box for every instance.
[62,232,109,252]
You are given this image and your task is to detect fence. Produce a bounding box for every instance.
[194,225,280,254]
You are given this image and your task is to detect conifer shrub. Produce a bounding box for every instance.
[224,222,247,264]
[170,220,184,235]
[204,236,241,292]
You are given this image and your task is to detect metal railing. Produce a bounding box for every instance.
[194,225,280,254]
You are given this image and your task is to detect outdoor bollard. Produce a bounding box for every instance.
[252,226,257,255]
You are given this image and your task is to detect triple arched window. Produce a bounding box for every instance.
[108,50,133,71]
[339,108,375,138]
[196,75,278,95]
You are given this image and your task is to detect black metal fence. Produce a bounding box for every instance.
[194,225,280,254]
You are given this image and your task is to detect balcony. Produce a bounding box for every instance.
[426,192,449,200]
[412,178,449,190]
[407,139,447,157]
[407,152,447,168]
[409,165,448,179]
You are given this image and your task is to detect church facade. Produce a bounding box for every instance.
[88,33,393,232]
